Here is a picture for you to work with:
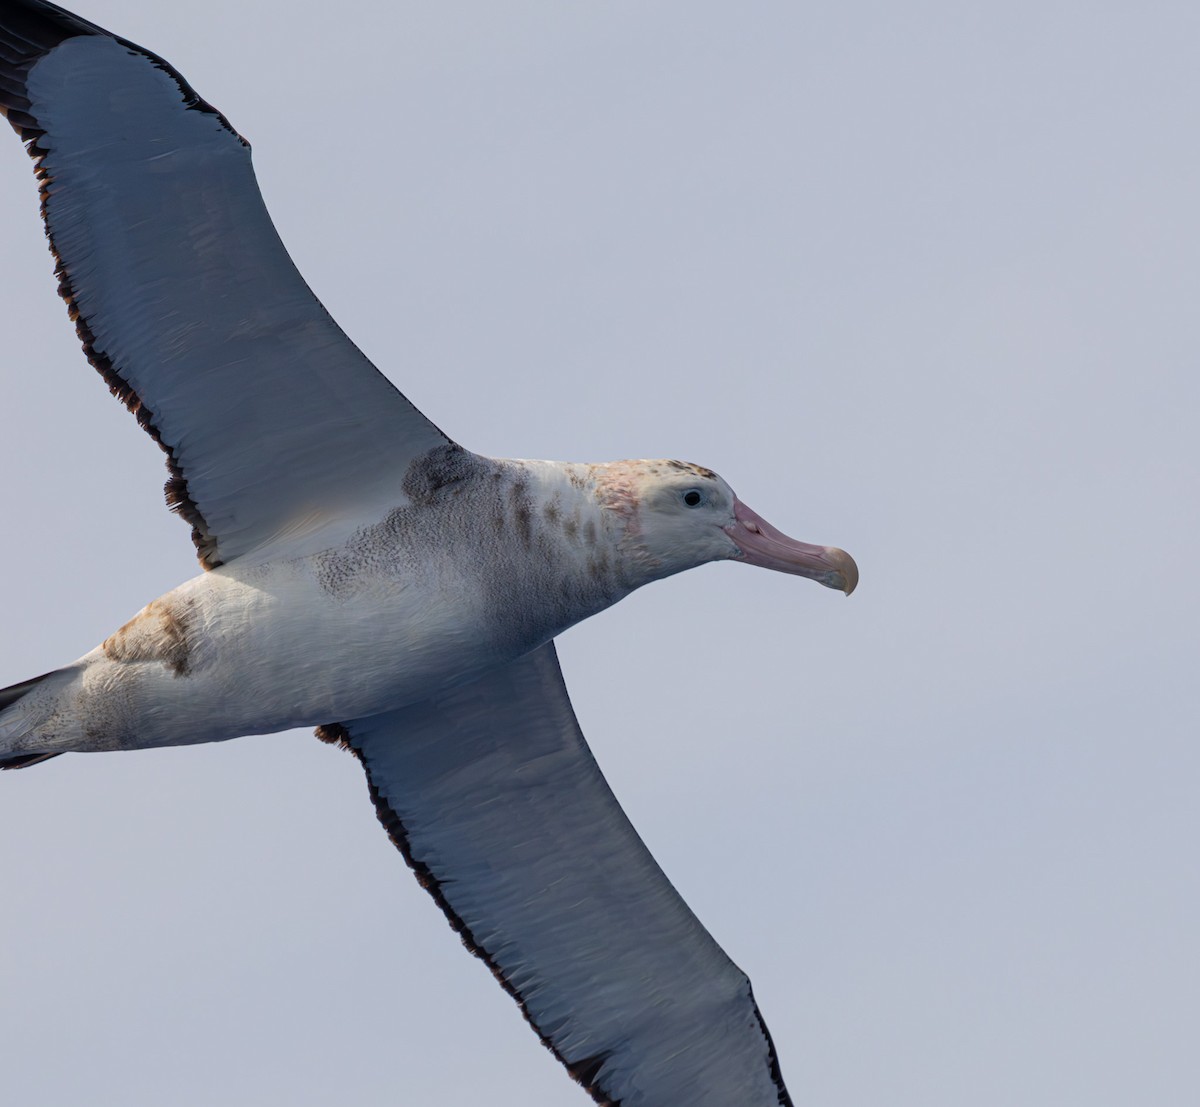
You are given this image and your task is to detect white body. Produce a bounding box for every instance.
[1,456,643,755]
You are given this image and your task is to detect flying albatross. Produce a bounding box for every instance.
[0,2,858,1103]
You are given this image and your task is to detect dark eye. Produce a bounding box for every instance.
[683,489,703,507]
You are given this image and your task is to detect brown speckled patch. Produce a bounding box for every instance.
[509,475,534,547]
[316,451,635,653]
[667,458,718,480]
[588,462,642,518]
[102,598,195,676]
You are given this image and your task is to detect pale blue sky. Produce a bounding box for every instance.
[1,2,1197,1104]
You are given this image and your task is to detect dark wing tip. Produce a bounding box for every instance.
[0,0,97,144]
[0,1,245,147]
[1,1,232,568]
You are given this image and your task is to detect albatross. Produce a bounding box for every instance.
[0,2,858,1103]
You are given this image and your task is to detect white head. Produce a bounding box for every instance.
[589,460,858,594]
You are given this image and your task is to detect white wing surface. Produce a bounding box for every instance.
[0,0,451,567]
[319,642,794,1107]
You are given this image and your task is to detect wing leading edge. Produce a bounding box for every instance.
[0,0,451,568]
[319,642,793,1107]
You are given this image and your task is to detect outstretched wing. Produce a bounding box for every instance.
[319,642,793,1107]
[0,0,451,568]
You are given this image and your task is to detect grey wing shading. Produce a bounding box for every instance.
[318,642,793,1107]
[0,0,451,568]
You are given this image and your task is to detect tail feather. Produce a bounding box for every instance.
[0,751,62,770]
[0,670,63,769]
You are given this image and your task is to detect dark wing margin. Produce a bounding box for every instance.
[0,0,451,568]
[318,642,794,1107]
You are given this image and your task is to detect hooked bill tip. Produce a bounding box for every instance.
[829,547,859,596]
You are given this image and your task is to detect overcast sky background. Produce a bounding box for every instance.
[1,1,1197,1104]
